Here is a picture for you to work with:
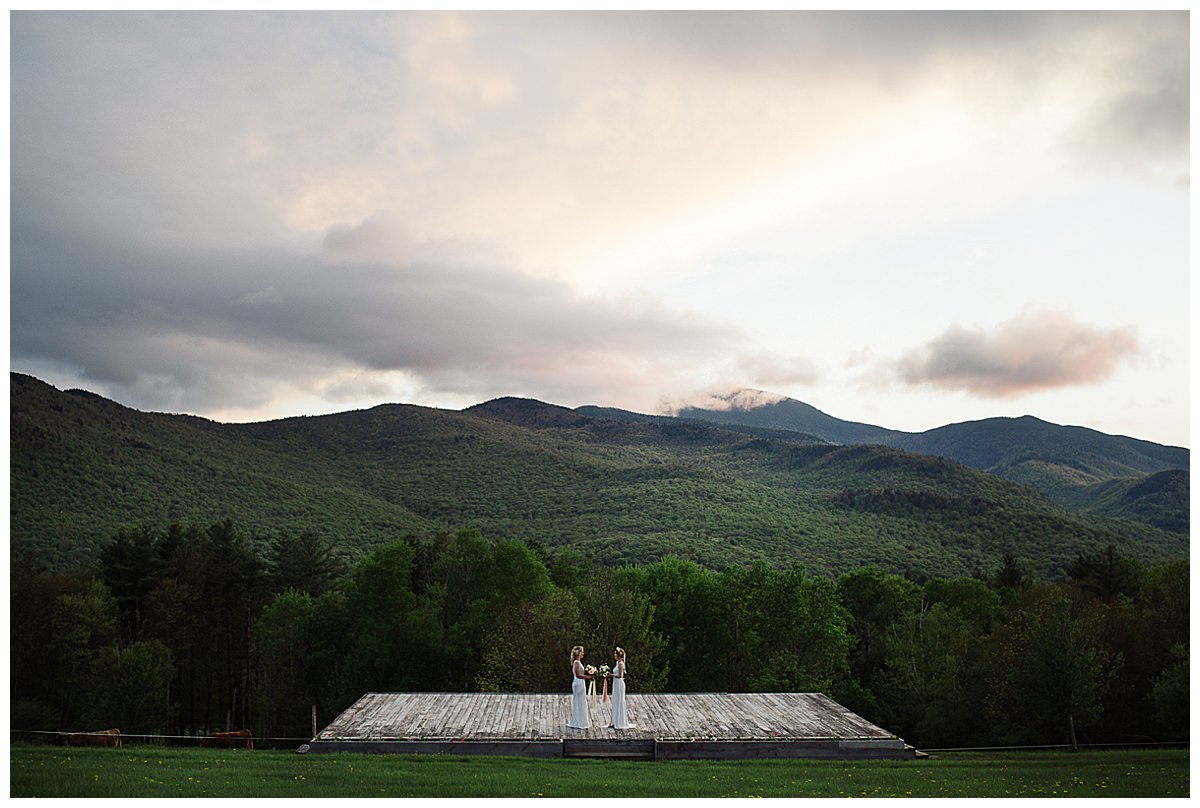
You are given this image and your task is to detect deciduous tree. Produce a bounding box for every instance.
[477,590,583,693]
[984,586,1121,745]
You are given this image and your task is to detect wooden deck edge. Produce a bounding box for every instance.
[654,739,913,760]
[301,737,915,761]
[303,740,563,758]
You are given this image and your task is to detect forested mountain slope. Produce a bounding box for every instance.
[887,414,1187,479]
[10,373,1186,577]
[666,390,1189,532]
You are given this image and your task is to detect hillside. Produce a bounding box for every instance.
[887,415,1188,479]
[1051,469,1190,534]
[576,404,829,444]
[668,390,1189,531]
[10,373,1187,578]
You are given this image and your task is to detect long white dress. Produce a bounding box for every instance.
[610,659,635,729]
[566,660,590,729]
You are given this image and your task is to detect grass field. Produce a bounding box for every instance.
[8,743,1188,798]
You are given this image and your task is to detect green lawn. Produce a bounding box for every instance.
[9,744,1188,798]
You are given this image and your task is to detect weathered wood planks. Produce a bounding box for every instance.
[316,692,900,743]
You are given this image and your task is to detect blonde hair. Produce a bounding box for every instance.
[615,647,625,660]
[570,645,584,663]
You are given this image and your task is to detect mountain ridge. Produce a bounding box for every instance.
[628,388,1187,526]
[672,391,903,445]
[11,372,1185,579]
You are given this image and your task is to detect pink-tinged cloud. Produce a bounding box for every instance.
[891,311,1140,397]
[660,387,789,416]
[656,353,818,415]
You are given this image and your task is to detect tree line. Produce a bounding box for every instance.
[10,521,1188,749]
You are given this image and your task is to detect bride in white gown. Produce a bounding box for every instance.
[608,647,635,729]
[566,645,592,729]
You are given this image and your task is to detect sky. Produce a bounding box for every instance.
[9,10,1191,447]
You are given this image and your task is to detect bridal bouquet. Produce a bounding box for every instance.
[584,665,612,704]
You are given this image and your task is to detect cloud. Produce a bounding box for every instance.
[235,286,285,307]
[12,11,1185,278]
[887,311,1141,398]
[598,11,1188,168]
[731,352,819,389]
[8,219,746,416]
[1058,12,1189,176]
[8,11,1186,430]
[654,351,819,415]
[660,387,789,416]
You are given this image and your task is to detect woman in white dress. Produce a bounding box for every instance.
[608,647,635,729]
[566,645,592,729]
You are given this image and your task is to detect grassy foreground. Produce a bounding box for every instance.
[9,743,1188,798]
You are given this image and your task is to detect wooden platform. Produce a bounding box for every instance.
[303,692,915,760]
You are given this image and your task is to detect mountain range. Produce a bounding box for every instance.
[10,373,1187,578]
[594,390,1189,532]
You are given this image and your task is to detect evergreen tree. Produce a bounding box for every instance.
[1065,544,1143,599]
[266,530,347,597]
[99,525,164,638]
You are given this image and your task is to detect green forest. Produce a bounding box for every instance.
[10,373,1188,579]
[12,521,1188,752]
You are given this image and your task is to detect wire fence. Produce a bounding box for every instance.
[916,741,1189,753]
[12,729,313,749]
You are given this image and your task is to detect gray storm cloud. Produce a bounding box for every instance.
[9,11,1188,424]
[9,221,747,414]
[890,311,1141,398]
